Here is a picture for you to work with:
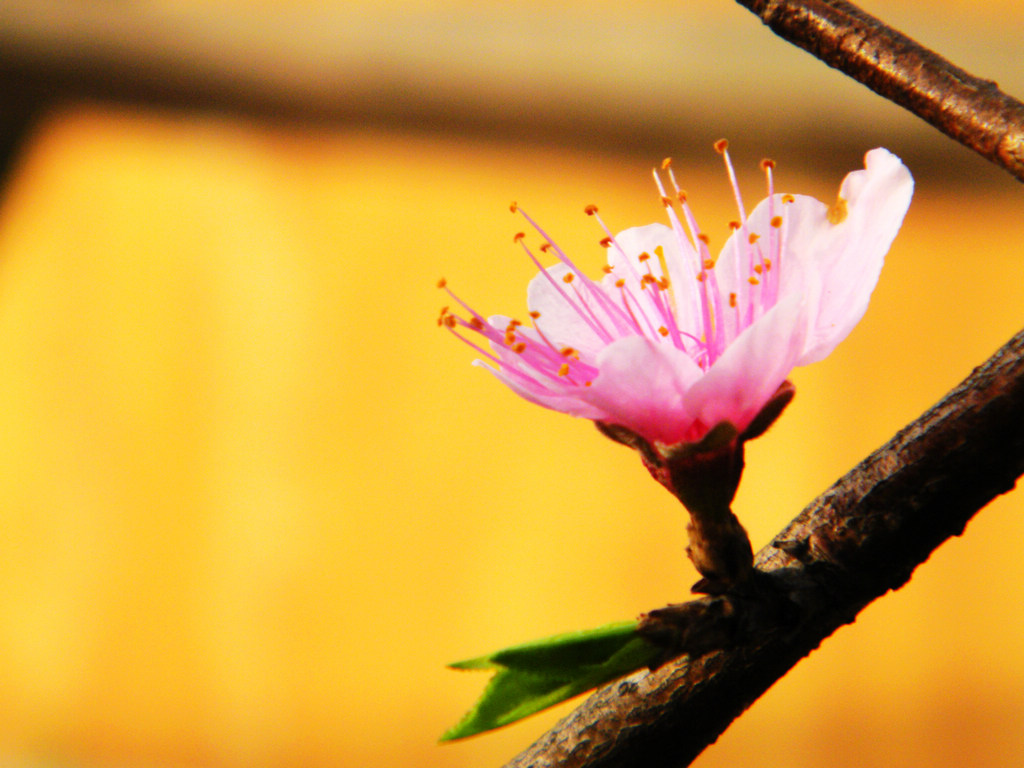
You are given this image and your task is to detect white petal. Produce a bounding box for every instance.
[714,193,827,345]
[796,148,914,364]
[605,224,671,282]
[525,263,609,356]
[739,193,829,294]
[602,224,703,337]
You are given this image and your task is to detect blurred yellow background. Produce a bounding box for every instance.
[0,2,1022,767]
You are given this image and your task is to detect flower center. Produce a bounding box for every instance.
[438,142,794,390]
[650,141,792,370]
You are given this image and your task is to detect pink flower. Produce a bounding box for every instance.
[440,144,913,448]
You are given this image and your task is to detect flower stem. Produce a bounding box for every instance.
[685,506,755,595]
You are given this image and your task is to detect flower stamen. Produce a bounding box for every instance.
[440,146,913,453]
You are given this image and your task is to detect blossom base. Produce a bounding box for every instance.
[598,381,795,594]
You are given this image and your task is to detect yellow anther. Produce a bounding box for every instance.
[562,273,575,284]
[512,342,527,353]
[729,292,737,308]
[615,278,626,288]
[657,277,670,290]
[505,332,516,345]
[638,252,650,262]
[764,257,772,270]
[754,264,763,275]
[748,233,760,244]
[714,138,729,153]
[677,190,688,203]
[558,363,570,376]
[748,276,760,285]
[602,265,614,273]
[658,326,669,337]
[697,233,710,246]
[697,272,707,282]
[559,346,577,358]
[703,258,716,270]
[529,311,541,319]
[782,194,795,204]
[661,196,673,207]
[584,204,599,216]
[827,196,848,225]
[770,216,783,228]
[661,157,673,170]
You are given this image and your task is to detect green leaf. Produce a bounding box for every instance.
[441,620,660,741]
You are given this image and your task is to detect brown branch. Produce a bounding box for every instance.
[733,0,1024,182]
[504,325,1024,767]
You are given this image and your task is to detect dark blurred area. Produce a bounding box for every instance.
[1,1,1022,189]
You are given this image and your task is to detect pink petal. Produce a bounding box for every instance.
[684,293,807,433]
[579,335,704,444]
[473,359,608,420]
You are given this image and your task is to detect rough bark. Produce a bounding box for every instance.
[734,0,1024,183]
[504,325,1024,768]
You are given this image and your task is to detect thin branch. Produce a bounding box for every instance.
[504,325,1024,767]
[733,0,1024,183]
